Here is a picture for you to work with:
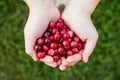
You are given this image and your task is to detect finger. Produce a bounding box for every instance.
[57,59,62,66]
[44,62,57,68]
[25,37,38,61]
[67,62,78,66]
[82,39,97,63]
[62,59,77,66]
[59,57,67,71]
[62,59,69,66]
[66,50,83,63]
[59,64,67,71]
[40,55,53,63]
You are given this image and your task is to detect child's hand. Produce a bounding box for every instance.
[24,0,60,67]
[59,0,100,70]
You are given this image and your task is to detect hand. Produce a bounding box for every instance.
[24,0,60,67]
[59,0,100,70]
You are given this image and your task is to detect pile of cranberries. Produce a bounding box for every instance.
[34,18,84,62]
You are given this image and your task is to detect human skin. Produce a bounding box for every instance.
[24,0,99,70]
[24,0,60,67]
[59,0,100,70]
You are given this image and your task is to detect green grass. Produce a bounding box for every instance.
[0,0,120,80]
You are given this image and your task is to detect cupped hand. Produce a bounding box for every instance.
[59,0,99,70]
[24,0,60,67]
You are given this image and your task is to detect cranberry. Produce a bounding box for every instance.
[54,33,61,41]
[52,28,58,34]
[44,31,51,38]
[53,55,60,62]
[50,35,54,41]
[68,38,72,42]
[45,38,51,45]
[43,45,49,52]
[63,24,68,30]
[77,43,83,50]
[72,48,79,54]
[34,45,42,52]
[48,49,55,56]
[70,41,77,48]
[37,38,44,45]
[58,43,63,47]
[50,42,58,49]
[74,36,80,42]
[57,18,64,23]
[68,31,74,38]
[67,50,73,56]
[58,47,64,54]
[63,32,70,39]
[63,40,69,46]
[61,51,66,57]
[49,21,56,28]
[60,29,66,35]
[64,45,70,50]
[56,22,63,29]
[37,52,45,59]
[47,28,52,33]
[60,38,64,43]
[54,49,59,55]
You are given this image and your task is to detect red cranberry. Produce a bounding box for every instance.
[44,31,51,38]
[68,38,72,42]
[47,28,52,33]
[49,21,56,28]
[34,45,42,52]
[58,47,64,54]
[54,49,59,55]
[60,29,66,35]
[34,45,41,52]
[56,22,63,29]
[45,38,51,45]
[68,31,74,38]
[43,45,49,52]
[58,43,63,47]
[60,38,64,43]
[57,18,64,23]
[72,48,79,54]
[63,24,68,30]
[67,50,73,56]
[37,38,44,45]
[74,36,80,42]
[50,35,54,41]
[52,28,58,34]
[70,41,77,48]
[53,55,60,62]
[77,43,83,50]
[61,51,66,57]
[48,49,55,56]
[54,33,61,41]
[63,32,70,39]
[63,40,69,46]
[37,52,45,59]
[64,45,70,50]
[50,42,57,49]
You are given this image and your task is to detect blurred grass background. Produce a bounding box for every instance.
[0,0,120,80]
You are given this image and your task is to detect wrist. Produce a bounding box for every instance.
[67,0,100,16]
[25,0,56,10]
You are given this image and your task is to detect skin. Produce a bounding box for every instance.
[24,0,100,70]
[59,0,100,70]
[24,0,60,67]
